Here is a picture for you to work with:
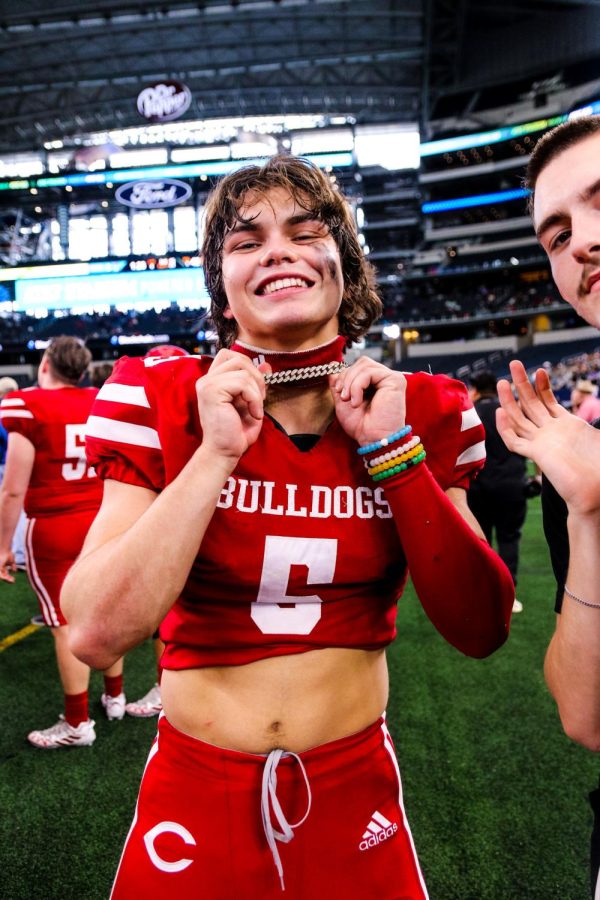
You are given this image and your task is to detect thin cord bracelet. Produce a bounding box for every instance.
[564,586,600,609]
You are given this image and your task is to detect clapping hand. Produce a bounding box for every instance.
[497,360,600,516]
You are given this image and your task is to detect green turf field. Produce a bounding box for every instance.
[0,497,598,899]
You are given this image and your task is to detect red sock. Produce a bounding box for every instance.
[64,691,88,727]
[104,673,123,698]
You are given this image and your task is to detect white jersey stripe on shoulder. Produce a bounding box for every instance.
[456,440,486,466]
[143,355,199,368]
[97,382,150,408]
[460,407,481,431]
[86,415,161,450]
[0,410,34,419]
[0,397,25,407]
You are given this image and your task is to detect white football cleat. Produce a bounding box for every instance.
[125,684,162,718]
[101,692,127,721]
[28,715,96,749]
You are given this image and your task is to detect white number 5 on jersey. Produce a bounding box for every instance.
[62,423,95,481]
[251,535,337,635]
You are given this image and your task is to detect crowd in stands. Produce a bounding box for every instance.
[538,350,600,408]
[543,350,600,393]
[381,277,565,322]
[0,276,590,414]
[0,274,568,346]
[0,305,208,344]
[399,344,600,409]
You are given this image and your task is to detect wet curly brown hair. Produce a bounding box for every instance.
[201,155,382,348]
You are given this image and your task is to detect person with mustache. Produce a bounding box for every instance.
[62,155,514,899]
[497,115,600,899]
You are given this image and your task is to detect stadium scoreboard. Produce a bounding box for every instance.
[0,255,210,315]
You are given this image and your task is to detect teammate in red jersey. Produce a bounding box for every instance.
[0,336,126,749]
[63,157,514,898]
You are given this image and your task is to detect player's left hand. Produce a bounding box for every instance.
[0,549,16,583]
[330,357,406,445]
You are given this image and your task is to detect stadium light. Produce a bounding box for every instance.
[354,124,420,171]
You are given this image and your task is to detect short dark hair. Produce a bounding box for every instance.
[89,362,114,388]
[469,371,497,395]
[44,336,91,385]
[525,116,600,215]
[201,154,382,348]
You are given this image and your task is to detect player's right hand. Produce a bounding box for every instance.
[195,349,270,462]
[497,360,600,516]
[0,549,17,583]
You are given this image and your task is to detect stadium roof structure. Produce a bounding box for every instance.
[0,0,424,154]
[0,0,599,154]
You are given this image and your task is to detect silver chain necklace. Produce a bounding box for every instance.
[264,360,347,385]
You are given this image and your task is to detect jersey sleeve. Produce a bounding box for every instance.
[85,356,165,492]
[405,372,486,491]
[0,390,38,444]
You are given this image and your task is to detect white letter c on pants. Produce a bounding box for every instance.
[144,821,196,873]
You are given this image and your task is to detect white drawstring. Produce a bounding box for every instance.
[261,749,312,892]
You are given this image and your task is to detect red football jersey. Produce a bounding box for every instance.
[0,385,102,518]
[86,355,486,669]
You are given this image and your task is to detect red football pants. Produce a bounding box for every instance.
[25,510,96,627]
[111,714,428,900]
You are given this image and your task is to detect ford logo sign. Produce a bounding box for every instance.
[115,180,192,209]
[137,80,192,122]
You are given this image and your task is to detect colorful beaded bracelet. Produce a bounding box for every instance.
[368,443,425,476]
[357,425,412,456]
[365,435,421,470]
[371,449,427,481]
[367,435,421,467]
